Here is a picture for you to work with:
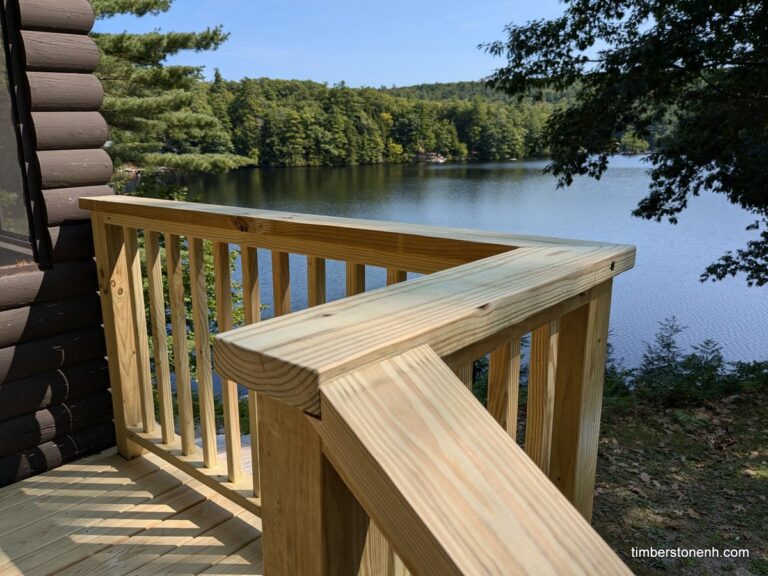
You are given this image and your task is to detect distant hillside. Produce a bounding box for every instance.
[382,81,578,105]
[204,76,650,169]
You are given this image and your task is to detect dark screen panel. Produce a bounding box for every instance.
[0,9,32,266]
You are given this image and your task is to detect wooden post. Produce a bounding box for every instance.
[525,320,559,474]
[91,214,143,459]
[259,395,370,575]
[550,280,613,521]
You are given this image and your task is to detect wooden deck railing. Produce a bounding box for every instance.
[82,195,636,575]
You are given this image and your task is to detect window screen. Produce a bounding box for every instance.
[0,10,32,266]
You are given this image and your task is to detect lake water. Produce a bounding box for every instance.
[178,157,767,367]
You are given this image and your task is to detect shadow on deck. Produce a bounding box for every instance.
[0,447,262,576]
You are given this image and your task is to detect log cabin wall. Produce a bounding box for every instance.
[0,0,115,486]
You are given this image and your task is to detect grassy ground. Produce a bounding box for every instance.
[591,388,768,575]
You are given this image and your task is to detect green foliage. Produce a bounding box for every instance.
[216,79,599,166]
[93,0,254,188]
[485,1,768,285]
[468,319,767,410]
[607,317,768,407]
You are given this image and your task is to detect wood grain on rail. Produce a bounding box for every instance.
[215,245,635,415]
[319,345,631,575]
[80,196,622,275]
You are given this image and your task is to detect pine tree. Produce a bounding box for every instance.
[92,0,254,185]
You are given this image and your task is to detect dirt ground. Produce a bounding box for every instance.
[591,389,768,575]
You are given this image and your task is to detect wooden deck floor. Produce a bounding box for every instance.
[0,448,263,575]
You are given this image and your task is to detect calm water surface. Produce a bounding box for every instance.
[178,158,767,366]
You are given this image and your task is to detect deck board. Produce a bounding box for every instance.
[0,445,263,576]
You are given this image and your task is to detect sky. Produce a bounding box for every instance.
[93,0,565,87]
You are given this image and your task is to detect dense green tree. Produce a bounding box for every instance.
[485,0,768,286]
[92,0,253,182]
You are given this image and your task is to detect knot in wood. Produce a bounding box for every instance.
[233,217,250,232]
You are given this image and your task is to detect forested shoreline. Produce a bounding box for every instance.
[206,77,653,168]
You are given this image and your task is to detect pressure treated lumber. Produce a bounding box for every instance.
[0,358,108,422]
[241,246,260,323]
[37,149,113,189]
[242,245,261,496]
[453,363,473,390]
[215,245,635,415]
[0,258,96,310]
[44,185,113,225]
[49,223,95,261]
[0,293,101,348]
[166,234,194,456]
[32,111,108,150]
[258,394,372,575]
[271,250,291,316]
[124,228,154,434]
[0,325,105,384]
[525,320,560,474]
[214,242,243,483]
[190,237,218,467]
[0,391,112,458]
[18,0,96,33]
[550,280,613,521]
[0,450,263,575]
[80,196,620,275]
[126,426,261,517]
[91,215,143,459]
[307,256,326,306]
[145,231,174,444]
[5,478,208,576]
[346,262,365,296]
[27,72,104,111]
[318,345,631,575]
[386,268,407,285]
[487,339,521,439]
[21,30,100,72]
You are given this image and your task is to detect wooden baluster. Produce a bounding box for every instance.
[167,234,195,456]
[215,242,242,483]
[550,280,613,521]
[346,262,365,296]
[454,363,474,391]
[124,227,155,434]
[242,246,261,497]
[189,238,217,468]
[488,338,521,440]
[307,256,326,307]
[242,246,260,323]
[386,268,407,286]
[91,215,143,458]
[146,231,174,444]
[272,250,291,316]
[526,321,560,474]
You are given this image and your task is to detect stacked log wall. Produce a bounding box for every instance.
[0,0,115,486]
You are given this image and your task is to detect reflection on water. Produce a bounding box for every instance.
[169,158,767,366]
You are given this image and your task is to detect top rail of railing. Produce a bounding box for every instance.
[80,195,617,273]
